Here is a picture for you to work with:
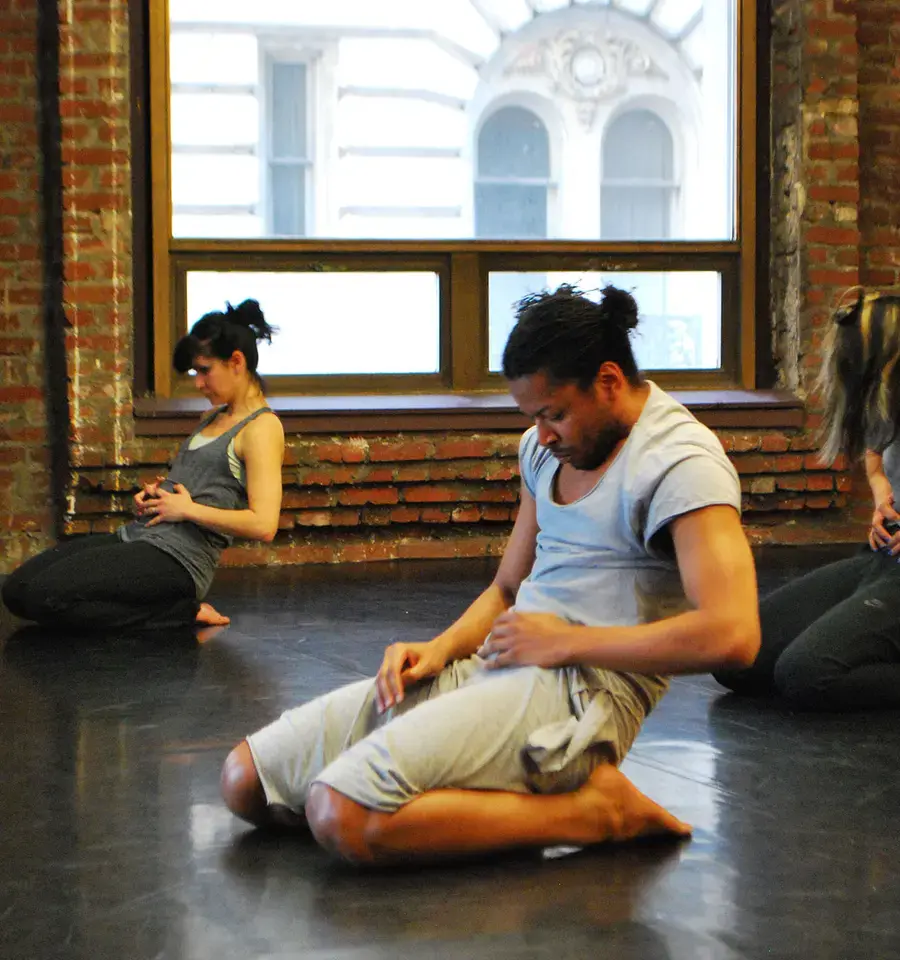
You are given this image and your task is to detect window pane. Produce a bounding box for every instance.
[271,63,307,158]
[602,110,674,240]
[168,0,737,240]
[475,184,547,239]
[478,107,549,179]
[270,165,306,236]
[184,272,441,375]
[171,94,258,147]
[603,110,673,180]
[601,185,672,240]
[488,270,721,372]
[169,32,258,85]
[171,155,259,208]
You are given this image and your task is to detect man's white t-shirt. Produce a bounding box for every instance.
[513,380,742,708]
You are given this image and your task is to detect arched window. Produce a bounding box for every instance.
[601,110,675,240]
[475,106,550,239]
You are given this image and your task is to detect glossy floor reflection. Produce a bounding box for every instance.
[2,547,899,960]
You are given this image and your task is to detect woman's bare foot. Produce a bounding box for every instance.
[195,624,228,645]
[573,764,692,844]
[196,602,230,626]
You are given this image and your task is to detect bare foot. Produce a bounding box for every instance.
[574,764,692,844]
[195,624,228,645]
[196,602,230,626]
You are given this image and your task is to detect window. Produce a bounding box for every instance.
[475,107,551,239]
[268,61,311,237]
[602,110,675,241]
[148,0,756,397]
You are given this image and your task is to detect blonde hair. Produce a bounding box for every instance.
[818,290,900,464]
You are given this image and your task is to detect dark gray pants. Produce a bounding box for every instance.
[715,550,900,711]
[1,535,197,634]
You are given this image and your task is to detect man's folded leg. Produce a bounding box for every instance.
[221,657,484,827]
[302,664,689,862]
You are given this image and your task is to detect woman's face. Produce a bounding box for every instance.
[192,352,243,405]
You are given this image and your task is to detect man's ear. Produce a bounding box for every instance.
[594,361,626,398]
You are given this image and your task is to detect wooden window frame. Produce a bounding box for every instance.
[142,0,761,405]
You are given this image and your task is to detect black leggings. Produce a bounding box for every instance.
[1,535,198,634]
[714,550,900,710]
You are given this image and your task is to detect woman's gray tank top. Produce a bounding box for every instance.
[119,406,273,598]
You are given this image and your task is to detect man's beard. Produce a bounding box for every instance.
[570,421,630,471]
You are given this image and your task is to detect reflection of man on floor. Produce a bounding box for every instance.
[222,285,760,863]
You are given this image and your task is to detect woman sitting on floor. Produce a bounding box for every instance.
[2,299,285,635]
[715,290,900,710]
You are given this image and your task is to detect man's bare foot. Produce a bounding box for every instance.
[196,602,230,626]
[573,764,692,844]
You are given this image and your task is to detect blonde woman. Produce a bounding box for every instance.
[715,291,900,710]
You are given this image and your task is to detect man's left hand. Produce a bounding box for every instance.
[145,483,195,525]
[480,611,574,669]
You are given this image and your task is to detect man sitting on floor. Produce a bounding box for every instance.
[221,284,760,863]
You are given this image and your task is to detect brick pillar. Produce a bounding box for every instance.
[772,0,861,403]
[0,0,53,571]
[858,1,900,289]
[58,0,134,472]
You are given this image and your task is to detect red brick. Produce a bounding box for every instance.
[330,509,361,526]
[368,440,431,462]
[760,434,790,453]
[772,455,806,473]
[394,465,430,483]
[337,487,399,506]
[389,506,421,523]
[807,269,860,287]
[481,506,512,522]
[836,475,854,493]
[806,473,835,491]
[433,438,494,460]
[281,489,334,509]
[360,508,392,526]
[805,226,861,245]
[403,485,458,503]
[733,455,772,475]
[776,474,807,492]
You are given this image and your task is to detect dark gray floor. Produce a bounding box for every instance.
[2,547,899,960]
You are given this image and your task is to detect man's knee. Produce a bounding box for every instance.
[221,741,270,825]
[305,782,382,863]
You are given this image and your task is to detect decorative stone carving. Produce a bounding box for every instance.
[504,30,666,128]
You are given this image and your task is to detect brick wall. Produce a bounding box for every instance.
[0,0,52,568]
[858,2,900,290]
[2,0,898,573]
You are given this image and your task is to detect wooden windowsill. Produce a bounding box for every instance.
[133,389,805,436]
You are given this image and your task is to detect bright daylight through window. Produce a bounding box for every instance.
[159,0,745,389]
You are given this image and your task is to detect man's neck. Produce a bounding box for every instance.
[618,381,653,432]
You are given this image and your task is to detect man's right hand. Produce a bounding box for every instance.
[375,641,448,714]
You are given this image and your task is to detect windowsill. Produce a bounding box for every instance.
[133,389,805,436]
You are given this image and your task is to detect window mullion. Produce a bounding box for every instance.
[448,253,485,391]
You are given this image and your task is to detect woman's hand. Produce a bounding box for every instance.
[869,495,900,552]
[144,483,195,526]
[374,641,448,714]
[134,476,166,516]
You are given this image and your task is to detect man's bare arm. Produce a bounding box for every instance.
[486,504,760,675]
